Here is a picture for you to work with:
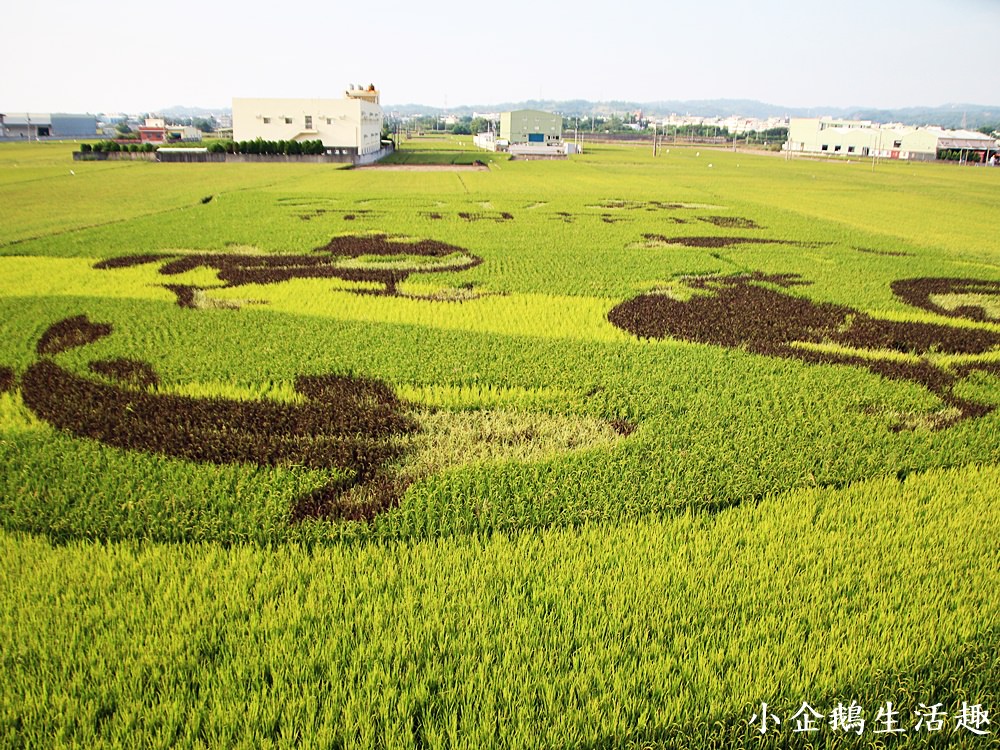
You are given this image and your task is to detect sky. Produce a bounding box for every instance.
[2,0,998,114]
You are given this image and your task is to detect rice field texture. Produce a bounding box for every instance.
[1,139,999,748]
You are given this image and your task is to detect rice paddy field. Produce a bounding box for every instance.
[2,138,999,748]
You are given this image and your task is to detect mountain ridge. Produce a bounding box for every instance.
[382,99,1000,129]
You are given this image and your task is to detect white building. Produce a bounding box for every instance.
[785,118,998,162]
[232,87,384,157]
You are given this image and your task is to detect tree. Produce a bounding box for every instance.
[470,117,492,135]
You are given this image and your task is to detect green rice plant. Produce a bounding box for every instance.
[2,464,999,747]
[1,138,999,747]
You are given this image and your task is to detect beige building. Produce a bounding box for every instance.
[232,89,384,157]
[785,117,997,162]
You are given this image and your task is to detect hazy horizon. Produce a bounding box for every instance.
[3,0,997,114]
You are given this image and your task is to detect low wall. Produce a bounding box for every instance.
[73,152,157,161]
[74,145,395,165]
[217,153,348,164]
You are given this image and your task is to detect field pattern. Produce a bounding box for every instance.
[2,139,999,748]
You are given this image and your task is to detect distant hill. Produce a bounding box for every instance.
[150,99,999,131]
[833,104,1000,130]
[384,99,1000,129]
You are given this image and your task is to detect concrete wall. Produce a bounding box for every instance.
[233,97,383,155]
[74,152,158,161]
[74,144,395,165]
[509,143,568,159]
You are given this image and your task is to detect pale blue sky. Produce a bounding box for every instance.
[2,0,997,113]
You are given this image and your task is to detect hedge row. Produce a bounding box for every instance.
[223,139,327,155]
[80,142,156,153]
[78,139,328,155]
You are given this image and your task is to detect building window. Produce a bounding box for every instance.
[821,144,828,151]
[263,117,271,124]
[893,140,902,148]
[285,117,292,125]
[848,146,855,153]
[305,116,312,129]
[834,145,841,152]
[327,118,332,125]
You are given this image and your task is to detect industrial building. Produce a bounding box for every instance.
[474,109,570,157]
[0,113,97,139]
[232,85,385,159]
[500,109,562,147]
[785,118,998,163]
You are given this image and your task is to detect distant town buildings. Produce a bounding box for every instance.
[232,84,385,158]
[138,117,168,144]
[136,118,202,144]
[659,114,789,134]
[785,117,998,162]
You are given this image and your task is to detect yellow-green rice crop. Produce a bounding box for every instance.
[1,140,998,747]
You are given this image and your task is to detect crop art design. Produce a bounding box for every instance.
[635,233,811,249]
[19,315,420,522]
[94,234,483,307]
[608,274,1000,428]
[892,277,1000,322]
[13,314,632,525]
[0,366,14,394]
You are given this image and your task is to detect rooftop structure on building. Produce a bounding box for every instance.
[346,83,380,105]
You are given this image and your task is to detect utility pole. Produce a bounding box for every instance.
[872,127,882,173]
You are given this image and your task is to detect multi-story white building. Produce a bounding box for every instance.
[232,86,384,157]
